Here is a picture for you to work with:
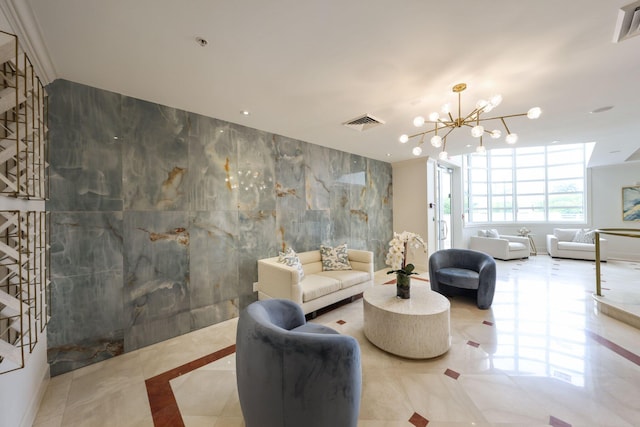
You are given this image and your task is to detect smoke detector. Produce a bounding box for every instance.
[342,114,385,131]
[613,1,640,42]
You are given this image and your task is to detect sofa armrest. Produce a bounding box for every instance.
[348,249,374,277]
[257,259,302,303]
[500,234,529,245]
[546,234,559,256]
[469,236,509,259]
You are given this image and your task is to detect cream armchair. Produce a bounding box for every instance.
[469,231,530,260]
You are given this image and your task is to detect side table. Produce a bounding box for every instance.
[526,234,537,255]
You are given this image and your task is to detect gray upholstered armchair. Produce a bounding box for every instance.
[429,249,497,309]
[236,299,362,427]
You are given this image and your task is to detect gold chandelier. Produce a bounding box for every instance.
[399,83,541,159]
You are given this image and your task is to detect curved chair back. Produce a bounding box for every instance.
[236,299,361,427]
[429,249,497,309]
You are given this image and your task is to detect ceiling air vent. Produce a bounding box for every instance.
[613,1,640,42]
[342,114,385,131]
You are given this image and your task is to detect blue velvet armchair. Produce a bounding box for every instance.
[236,299,362,427]
[429,248,497,309]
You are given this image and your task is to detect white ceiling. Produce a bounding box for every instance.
[18,0,640,166]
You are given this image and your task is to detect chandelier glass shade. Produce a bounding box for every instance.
[399,83,541,158]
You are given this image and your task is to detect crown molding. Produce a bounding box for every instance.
[0,0,56,84]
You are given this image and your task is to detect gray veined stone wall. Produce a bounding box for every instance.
[45,79,393,375]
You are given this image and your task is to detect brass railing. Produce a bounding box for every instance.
[594,228,640,296]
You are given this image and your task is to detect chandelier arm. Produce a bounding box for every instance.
[447,112,455,123]
[480,112,528,121]
[500,117,512,134]
[461,107,484,124]
[441,127,456,140]
[433,119,456,128]
[406,128,438,140]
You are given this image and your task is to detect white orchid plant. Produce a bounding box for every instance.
[385,231,427,277]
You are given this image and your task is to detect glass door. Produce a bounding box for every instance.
[436,165,453,250]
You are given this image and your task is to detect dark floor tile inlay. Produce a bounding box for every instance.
[145,344,236,427]
[409,411,429,427]
[337,320,346,325]
[444,368,460,380]
[482,320,494,326]
[467,340,480,348]
[585,330,640,366]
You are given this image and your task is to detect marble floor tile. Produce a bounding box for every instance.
[32,255,640,427]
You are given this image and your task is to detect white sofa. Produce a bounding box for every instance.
[546,228,608,261]
[469,231,530,260]
[257,249,374,315]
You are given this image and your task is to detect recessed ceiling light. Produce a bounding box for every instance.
[590,106,614,114]
[196,37,208,47]
[240,110,250,116]
[386,153,392,157]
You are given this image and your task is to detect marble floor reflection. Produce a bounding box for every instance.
[33,255,640,427]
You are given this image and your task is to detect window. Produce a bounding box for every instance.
[464,143,593,224]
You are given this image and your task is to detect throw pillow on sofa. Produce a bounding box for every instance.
[320,243,352,271]
[278,248,305,280]
[485,229,500,238]
[573,229,595,244]
[477,229,499,238]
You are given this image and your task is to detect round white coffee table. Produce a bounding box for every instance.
[363,282,451,358]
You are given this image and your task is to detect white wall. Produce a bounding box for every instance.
[0,336,49,427]
[391,158,431,271]
[591,162,640,261]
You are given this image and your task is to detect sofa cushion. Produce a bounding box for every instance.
[434,267,480,290]
[320,244,352,271]
[278,248,305,280]
[300,275,342,302]
[554,228,578,242]
[316,270,370,289]
[508,242,527,251]
[557,241,595,252]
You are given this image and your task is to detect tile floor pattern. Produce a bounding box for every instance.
[33,256,640,427]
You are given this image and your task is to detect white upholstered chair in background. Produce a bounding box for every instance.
[469,229,530,260]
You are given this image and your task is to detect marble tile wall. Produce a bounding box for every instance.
[45,79,393,375]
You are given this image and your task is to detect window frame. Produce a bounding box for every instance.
[463,143,592,225]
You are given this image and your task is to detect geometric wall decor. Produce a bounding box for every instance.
[0,29,49,375]
[0,210,50,374]
[0,31,48,199]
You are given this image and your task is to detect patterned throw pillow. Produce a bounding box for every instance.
[320,243,352,271]
[486,229,500,238]
[572,229,595,244]
[278,248,305,280]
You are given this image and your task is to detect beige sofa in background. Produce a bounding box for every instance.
[257,249,374,315]
[546,228,608,261]
[469,232,530,260]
